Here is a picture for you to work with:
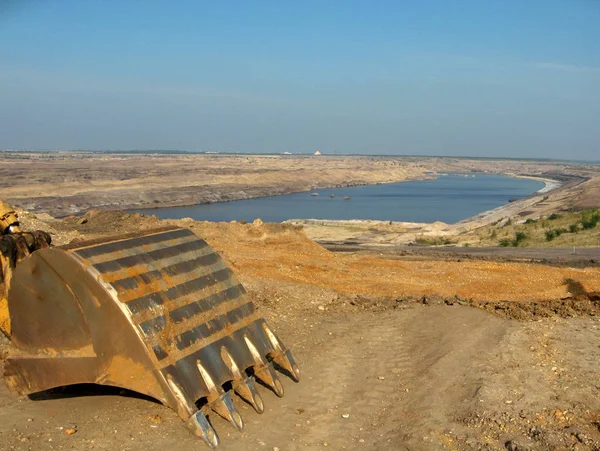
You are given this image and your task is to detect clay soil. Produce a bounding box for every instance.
[0,210,599,450]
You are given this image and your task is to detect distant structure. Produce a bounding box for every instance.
[314,150,322,156]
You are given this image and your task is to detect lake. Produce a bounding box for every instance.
[132,174,545,224]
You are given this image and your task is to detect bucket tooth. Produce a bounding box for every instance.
[255,362,284,397]
[186,411,220,449]
[3,226,302,447]
[273,348,301,382]
[210,391,244,432]
[233,376,265,414]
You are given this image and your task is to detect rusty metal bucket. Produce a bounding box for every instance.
[3,226,299,448]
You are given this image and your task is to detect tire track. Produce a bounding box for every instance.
[216,306,509,449]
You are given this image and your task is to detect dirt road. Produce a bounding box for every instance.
[1,305,598,450]
[323,243,600,267]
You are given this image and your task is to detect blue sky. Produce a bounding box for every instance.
[1,0,599,159]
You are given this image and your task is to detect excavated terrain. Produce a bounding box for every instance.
[2,151,593,218]
[0,210,599,450]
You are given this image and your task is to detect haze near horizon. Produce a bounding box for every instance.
[1,1,599,160]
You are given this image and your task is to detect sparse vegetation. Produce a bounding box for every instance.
[581,209,600,230]
[415,236,456,246]
[512,231,527,246]
[476,209,600,248]
[499,238,512,247]
[499,231,528,247]
[554,228,568,237]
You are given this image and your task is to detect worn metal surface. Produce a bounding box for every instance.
[0,200,21,234]
[0,230,52,335]
[4,226,299,448]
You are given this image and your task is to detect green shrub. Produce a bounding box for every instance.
[415,236,456,246]
[524,218,537,224]
[569,223,579,233]
[499,238,512,247]
[548,213,561,220]
[554,228,568,237]
[511,231,527,247]
[514,231,527,242]
[545,230,556,241]
[490,230,497,239]
[582,210,600,230]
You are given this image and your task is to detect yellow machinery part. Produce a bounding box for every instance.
[3,226,299,448]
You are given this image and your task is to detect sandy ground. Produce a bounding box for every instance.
[2,307,598,451]
[1,211,599,450]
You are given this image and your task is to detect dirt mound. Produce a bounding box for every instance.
[15,208,80,246]
[11,209,600,320]
[50,210,600,318]
[58,210,318,250]
[60,209,163,237]
[470,292,600,320]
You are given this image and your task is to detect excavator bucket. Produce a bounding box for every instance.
[3,226,299,448]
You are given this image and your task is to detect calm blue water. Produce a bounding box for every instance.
[132,174,544,224]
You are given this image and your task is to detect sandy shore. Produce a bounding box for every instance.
[537,179,563,193]
[507,173,563,194]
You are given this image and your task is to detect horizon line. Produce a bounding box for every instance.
[0,148,598,164]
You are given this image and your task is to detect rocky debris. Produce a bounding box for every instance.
[421,295,444,305]
[471,296,600,320]
[15,208,81,246]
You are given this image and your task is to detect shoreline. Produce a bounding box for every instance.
[537,179,562,193]
[127,173,438,214]
[138,171,563,227]
[287,173,586,247]
[505,173,563,194]
[455,174,563,225]
[2,152,592,221]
